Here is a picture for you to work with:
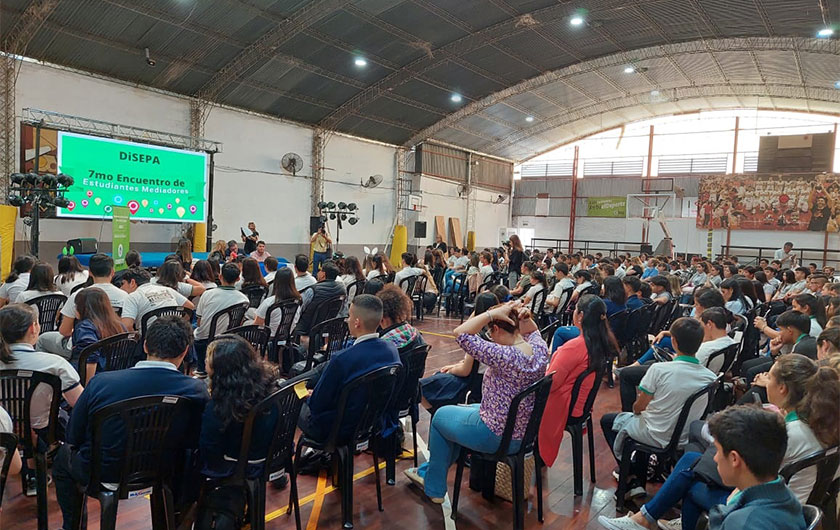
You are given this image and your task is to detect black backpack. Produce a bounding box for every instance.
[195,485,247,530]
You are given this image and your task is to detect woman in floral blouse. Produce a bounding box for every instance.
[404,301,549,503]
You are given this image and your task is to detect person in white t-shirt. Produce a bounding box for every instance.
[394,252,423,293]
[0,255,36,308]
[293,254,317,291]
[15,263,61,304]
[249,240,271,263]
[54,256,89,297]
[263,257,279,285]
[478,251,494,282]
[774,241,796,268]
[546,262,576,310]
[0,405,21,485]
[154,260,205,299]
[193,263,249,373]
[117,268,193,332]
[38,254,129,359]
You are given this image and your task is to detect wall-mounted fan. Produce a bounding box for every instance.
[361,174,383,188]
[281,152,304,176]
[457,184,468,197]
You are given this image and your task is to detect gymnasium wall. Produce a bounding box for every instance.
[12,60,510,263]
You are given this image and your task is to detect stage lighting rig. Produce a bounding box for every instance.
[7,171,75,257]
[317,200,360,252]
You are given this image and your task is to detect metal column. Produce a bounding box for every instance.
[568,145,579,254]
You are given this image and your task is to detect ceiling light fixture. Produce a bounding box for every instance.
[650,89,661,97]
[834,80,840,89]
[450,93,463,103]
[818,28,834,37]
[569,15,584,26]
[354,57,368,67]
[624,66,635,74]
[525,116,534,122]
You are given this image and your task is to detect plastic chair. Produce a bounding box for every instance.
[803,504,823,530]
[529,288,548,323]
[297,294,346,337]
[561,365,603,496]
[263,299,301,372]
[0,369,61,530]
[625,304,657,362]
[223,325,270,358]
[780,446,839,530]
[207,301,250,342]
[606,310,629,387]
[615,378,720,511]
[290,316,349,376]
[451,373,554,530]
[139,306,192,338]
[0,432,18,508]
[397,274,419,297]
[77,332,142,386]
[703,343,740,375]
[26,293,67,334]
[384,344,430,485]
[294,364,402,529]
[69,395,203,530]
[439,273,465,317]
[203,381,306,530]
[240,284,268,308]
[411,274,428,322]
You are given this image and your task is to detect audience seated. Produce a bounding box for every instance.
[602,317,718,499]
[338,256,365,286]
[816,326,840,363]
[295,260,346,337]
[116,267,195,331]
[377,285,426,354]
[39,254,128,359]
[394,252,423,292]
[623,276,646,310]
[262,256,279,285]
[545,262,575,311]
[54,256,90,297]
[52,315,209,529]
[551,275,626,350]
[254,267,302,337]
[743,310,817,396]
[293,254,317,291]
[405,301,548,504]
[521,270,547,306]
[194,263,250,373]
[540,295,619,467]
[155,260,205,299]
[297,295,401,443]
[71,288,128,382]
[237,257,267,293]
[0,255,36,308]
[15,263,59,303]
[649,276,673,305]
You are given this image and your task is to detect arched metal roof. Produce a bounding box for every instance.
[2,0,838,161]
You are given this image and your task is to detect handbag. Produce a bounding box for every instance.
[690,445,727,489]
[494,456,535,502]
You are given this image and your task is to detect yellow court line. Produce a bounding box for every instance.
[421,330,457,339]
[305,470,328,530]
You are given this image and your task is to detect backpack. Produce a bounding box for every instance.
[194,484,247,530]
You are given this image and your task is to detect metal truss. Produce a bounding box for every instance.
[311,129,325,216]
[407,37,840,150]
[20,108,222,152]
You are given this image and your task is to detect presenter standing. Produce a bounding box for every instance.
[774,241,797,267]
[310,224,332,274]
[241,221,259,255]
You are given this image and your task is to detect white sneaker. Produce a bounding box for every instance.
[598,514,649,530]
[657,518,682,530]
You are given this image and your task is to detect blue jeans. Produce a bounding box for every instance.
[312,251,329,274]
[637,336,674,364]
[640,451,731,529]
[552,326,580,351]
[417,404,520,499]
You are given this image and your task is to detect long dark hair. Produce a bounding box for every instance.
[6,255,35,283]
[25,263,56,293]
[602,276,626,306]
[734,276,758,307]
[177,238,192,272]
[241,258,267,288]
[794,293,827,328]
[530,270,548,290]
[207,335,277,427]
[156,260,185,290]
[190,260,217,284]
[773,354,840,446]
[271,268,300,301]
[56,256,85,285]
[344,256,365,282]
[75,288,125,339]
[720,277,745,306]
[576,294,619,372]
[0,304,37,363]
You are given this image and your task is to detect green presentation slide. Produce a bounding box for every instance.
[56,132,208,222]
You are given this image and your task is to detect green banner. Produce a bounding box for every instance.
[587,196,627,217]
[112,206,130,271]
[57,132,208,223]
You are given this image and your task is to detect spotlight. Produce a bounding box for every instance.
[818,28,834,38]
[40,173,57,187]
[330,213,337,220]
[570,15,584,26]
[624,66,635,74]
[24,173,38,185]
[354,57,368,67]
[347,202,357,211]
[320,215,328,223]
[525,116,534,122]
[317,201,327,209]
[145,47,156,67]
[450,93,463,103]
[326,201,336,209]
[53,196,70,208]
[348,217,358,225]
[10,173,25,185]
[340,213,348,221]
[57,174,74,187]
[7,195,24,207]
[338,201,347,209]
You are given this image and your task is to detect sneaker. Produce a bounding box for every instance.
[627,478,647,499]
[597,514,648,530]
[612,466,620,481]
[403,468,443,504]
[270,474,289,490]
[657,518,681,530]
[24,474,52,497]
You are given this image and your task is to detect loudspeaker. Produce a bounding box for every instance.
[309,216,324,235]
[66,238,98,255]
[640,243,653,255]
[414,221,427,239]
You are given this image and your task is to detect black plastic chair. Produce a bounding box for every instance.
[385,344,430,485]
[606,310,629,387]
[384,271,396,284]
[625,304,657,362]
[298,294,346,336]
[411,274,429,322]
[453,275,472,322]
[241,284,268,308]
[397,274,419,297]
[26,293,67,334]
[294,364,402,529]
[561,365,603,496]
[69,395,203,530]
[803,504,823,530]
[223,325,270,358]
[451,372,555,530]
[529,287,548,323]
[290,316,349,376]
[439,273,465,317]
[77,332,142,386]
[202,381,305,530]
[615,378,720,511]
[704,343,740,375]
[0,369,61,530]
[207,301,250,342]
[0,431,18,508]
[780,446,839,530]
[263,299,301,371]
[139,306,192,338]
